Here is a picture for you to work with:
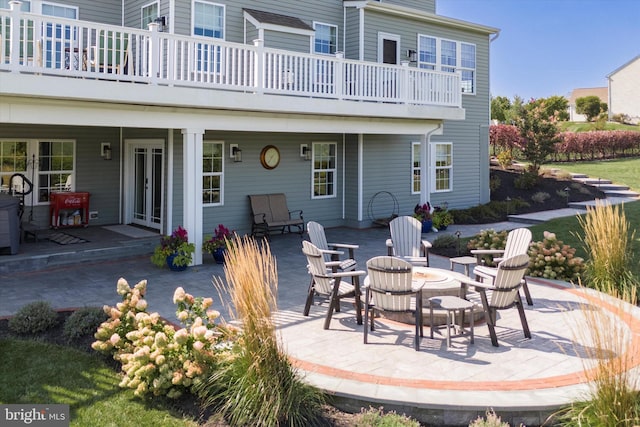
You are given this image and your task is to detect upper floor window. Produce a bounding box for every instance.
[202,141,223,205]
[432,142,452,192]
[411,142,421,194]
[418,35,476,94]
[312,142,336,199]
[141,2,159,29]
[313,22,337,55]
[193,1,225,39]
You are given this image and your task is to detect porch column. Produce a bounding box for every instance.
[182,128,204,265]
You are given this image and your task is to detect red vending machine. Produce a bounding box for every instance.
[50,192,90,228]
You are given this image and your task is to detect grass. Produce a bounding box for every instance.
[547,157,640,192]
[0,339,198,427]
[557,121,640,132]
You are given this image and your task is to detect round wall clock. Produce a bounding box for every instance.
[260,145,280,169]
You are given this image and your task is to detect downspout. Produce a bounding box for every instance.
[422,123,442,207]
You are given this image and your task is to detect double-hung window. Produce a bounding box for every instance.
[313,22,337,55]
[0,139,75,202]
[418,35,476,94]
[42,2,78,69]
[411,142,453,193]
[202,141,223,205]
[193,1,225,73]
[411,142,421,194]
[141,2,159,29]
[312,142,336,199]
[432,143,452,192]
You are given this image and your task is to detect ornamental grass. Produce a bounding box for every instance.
[200,234,325,426]
[555,201,640,425]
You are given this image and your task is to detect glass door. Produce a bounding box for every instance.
[129,142,163,229]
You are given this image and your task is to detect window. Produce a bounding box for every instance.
[0,139,75,203]
[418,35,476,94]
[411,142,421,194]
[313,22,337,55]
[141,2,159,30]
[38,140,75,202]
[193,1,225,73]
[0,141,28,193]
[202,141,223,205]
[431,143,452,192]
[312,142,336,198]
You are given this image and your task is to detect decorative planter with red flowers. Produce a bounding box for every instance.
[151,226,196,269]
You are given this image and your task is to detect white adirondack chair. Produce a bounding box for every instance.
[386,216,432,267]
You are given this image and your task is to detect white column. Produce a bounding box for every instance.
[181,128,204,265]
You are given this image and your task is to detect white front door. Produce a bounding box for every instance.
[124,140,164,230]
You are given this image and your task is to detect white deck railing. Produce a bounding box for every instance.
[0,6,461,108]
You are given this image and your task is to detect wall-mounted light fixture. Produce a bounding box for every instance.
[101,142,112,161]
[300,144,311,161]
[154,16,167,31]
[230,144,242,162]
[406,49,417,63]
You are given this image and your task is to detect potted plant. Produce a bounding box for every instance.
[432,205,454,231]
[151,225,196,271]
[203,224,232,264]
[413,202,433,233]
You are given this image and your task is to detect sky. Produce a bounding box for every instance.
[436,0,640,101]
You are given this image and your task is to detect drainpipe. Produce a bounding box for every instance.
[422,123,443,207]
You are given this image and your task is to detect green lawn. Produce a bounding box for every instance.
[557,121,640,132]
[535,157,640,280]
[0,339,199,427]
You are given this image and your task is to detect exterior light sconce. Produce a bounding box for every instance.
[230,144,242,162]
[406,49,417,63]
[300,144,311,161]
[101,142,112,160]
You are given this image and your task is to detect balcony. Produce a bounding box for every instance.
[0,8,463,120]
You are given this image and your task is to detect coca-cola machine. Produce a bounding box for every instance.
[50,192,90,228]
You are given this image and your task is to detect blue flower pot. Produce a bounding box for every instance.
[421,220,433,233]
[212,247,226,264]
[166,253,187,271]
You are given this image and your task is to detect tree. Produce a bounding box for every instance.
[515,100,560,175]
[576,96,608,122]
[491,96,511,122]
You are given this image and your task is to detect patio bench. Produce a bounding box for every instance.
[248,193,303,238]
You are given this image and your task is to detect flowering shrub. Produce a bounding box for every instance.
[151,226,196,268]
[92,278,239,398]
[527,231,584,281]
[467,229,508,266]
[413,202,431,221]
[202,224,232,252]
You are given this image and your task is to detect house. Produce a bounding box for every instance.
[607,55,640,124]
[567,87,608,122]
[0,0,498,265]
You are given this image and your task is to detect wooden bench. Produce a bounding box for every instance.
[248,193,304,237]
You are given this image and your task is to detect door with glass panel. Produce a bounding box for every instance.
[127,141,163,230]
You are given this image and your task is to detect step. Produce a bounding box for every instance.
[602,189,640,198]
[571,177,612,185]
[590,183,630,191]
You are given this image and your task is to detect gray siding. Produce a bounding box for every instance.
[344,8,360,60]
[263,30,310,52]
[1,124,122,227]
[380,0,436,14]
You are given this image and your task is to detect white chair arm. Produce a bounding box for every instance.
[421,240,432,249]
[329,242,359,250]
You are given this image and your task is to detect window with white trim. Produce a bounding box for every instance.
[38,140,75,202]
[202,141,223,205]
[193,1,225,72]
[418,35,476,94]
[411,142,421,194]
[0,140,28,194]
[431,142,452,192]
[41,2,78,69]
[313,22,337,55]
[312,142,336,198]
[141,1,159,29]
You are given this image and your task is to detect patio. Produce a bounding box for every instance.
[1,225,639,425]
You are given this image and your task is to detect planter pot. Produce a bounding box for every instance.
[212,247,226,264]
[421,220,433,233]
[166,253,188,271]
